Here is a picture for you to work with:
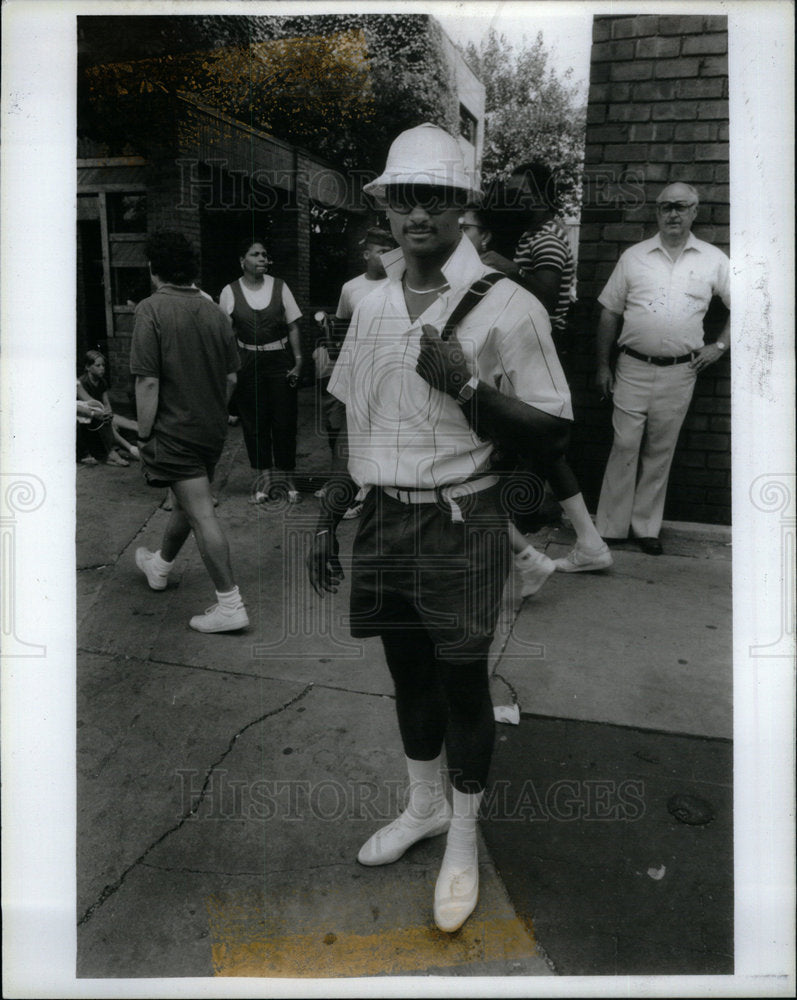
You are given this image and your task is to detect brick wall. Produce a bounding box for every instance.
[570,13,730,525]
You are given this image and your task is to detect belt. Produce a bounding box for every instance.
[621,346,696,366]
[383,475,499,523]
[237,337,288,352]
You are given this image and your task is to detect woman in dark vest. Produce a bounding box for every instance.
[219,238,304,504]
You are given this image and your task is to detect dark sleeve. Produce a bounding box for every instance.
[223,320,241,374]
[461,385,571,465]
[129,300,160,377]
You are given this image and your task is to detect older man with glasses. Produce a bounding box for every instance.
[306,123,572,933]
[594,182,731,555]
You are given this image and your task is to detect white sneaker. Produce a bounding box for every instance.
[553,542,613,573]
[135,547,170,591]
[434,841,480,933]
[189,602,249,633]
[342,503,363,520]
[357,802,452,866]
[514,546,556,597]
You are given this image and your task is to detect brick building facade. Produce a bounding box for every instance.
[568,13,730,525]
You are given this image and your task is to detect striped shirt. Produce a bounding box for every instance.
[514,218,574,333]
[327,236,572,490]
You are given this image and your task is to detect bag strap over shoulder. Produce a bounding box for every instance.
[441,272,506,341]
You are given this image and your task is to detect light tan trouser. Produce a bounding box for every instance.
[596,353,697,539]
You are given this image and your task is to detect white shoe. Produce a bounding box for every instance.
[434,841,479,932]
[357,802,452,866]
[189,602,249,633]
[135,547,170,591]
[342,503,363,519]
[553,542,613,573]
[515,546,556,596]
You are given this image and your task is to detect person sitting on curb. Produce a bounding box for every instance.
[131,229,248,634]
[77,351,139,465]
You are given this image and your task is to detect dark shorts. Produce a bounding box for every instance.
[139,433,221,488]
[349,486,511,661]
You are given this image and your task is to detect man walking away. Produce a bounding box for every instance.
[131,229,249,632]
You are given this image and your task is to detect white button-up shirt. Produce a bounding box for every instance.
[599,233,731,356]
[328,236,573,490]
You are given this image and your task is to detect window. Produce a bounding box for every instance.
[459,104,478,146]
[108,192,149,308]
[106,193,147,233]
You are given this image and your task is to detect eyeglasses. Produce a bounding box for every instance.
[384,185,468,215]
[458,222,485,232]
[656,201,697,214]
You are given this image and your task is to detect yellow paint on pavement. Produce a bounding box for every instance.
[206,892,539,978]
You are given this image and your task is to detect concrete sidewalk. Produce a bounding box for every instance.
[76,387,732,980]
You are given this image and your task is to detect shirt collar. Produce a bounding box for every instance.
[156,283,202,296]
[382,235,484,289]
[650,231,701,255]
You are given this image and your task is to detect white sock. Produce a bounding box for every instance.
[216,586,242,609]
[405,754,447,820]
[559,495,604,549]
[515,543,544,565]
[444,788,483,868]
[153,550,174,572]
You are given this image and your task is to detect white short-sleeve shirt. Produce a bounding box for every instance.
[328,237,573,490]
[599,233,731,356]
[335,273,389,321]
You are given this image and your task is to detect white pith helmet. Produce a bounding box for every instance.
[363,123,481,202]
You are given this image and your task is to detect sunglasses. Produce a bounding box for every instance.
[656,202,697,214]
[384,186,468,215]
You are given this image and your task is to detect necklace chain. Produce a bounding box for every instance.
[403,278,449,294]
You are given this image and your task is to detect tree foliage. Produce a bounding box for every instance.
[78,14,458,172]
[466,30,586,215]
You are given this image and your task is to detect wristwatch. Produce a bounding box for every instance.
[456,375,479,405]
[715,341,727,351]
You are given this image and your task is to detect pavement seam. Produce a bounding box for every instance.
[516,709,734,743]
[77,682,314,928]
[77,649,402,695]
[139,860,375,877]
[77,647,283,682]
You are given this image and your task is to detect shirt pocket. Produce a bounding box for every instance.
[685,275,712,303]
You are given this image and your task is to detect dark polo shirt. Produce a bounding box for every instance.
[130,285,239,453]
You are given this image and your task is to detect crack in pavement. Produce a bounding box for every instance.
[77,683,314,928]
[492,670,520,707]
